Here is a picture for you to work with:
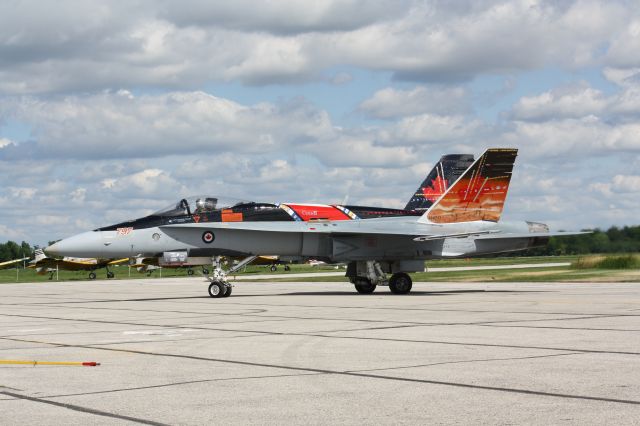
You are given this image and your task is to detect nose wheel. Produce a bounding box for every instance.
[208,282,232,298]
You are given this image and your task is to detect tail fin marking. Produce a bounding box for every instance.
[420,148,518,224]
[404,154,475,211]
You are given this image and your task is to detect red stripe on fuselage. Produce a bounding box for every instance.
[285,204,351,221]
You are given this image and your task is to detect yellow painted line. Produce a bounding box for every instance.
[0,360,99,366]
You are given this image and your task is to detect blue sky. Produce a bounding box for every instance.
[1,0,639,245]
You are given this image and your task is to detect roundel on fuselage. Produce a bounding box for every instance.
[202,231,215,244]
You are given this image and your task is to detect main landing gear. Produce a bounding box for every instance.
[389,272,412,295]
[347,261,414,295]
[205,255,257,298]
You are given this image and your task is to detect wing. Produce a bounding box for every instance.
[106,258,130,266]
[0,257,29,269]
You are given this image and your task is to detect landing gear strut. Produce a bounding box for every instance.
[347,261,415,295]
[349,261,385,294]
[205,255,257,298]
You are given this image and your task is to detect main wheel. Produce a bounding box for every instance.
[89,272,97,280]
[208,282,225,298]
[106,271,114,279]
[354,278,376,294]
[270,265,277,272]
[202,268,209,275]
[389,273,412,295]
[284,265,291,271]
[187,269,194,276]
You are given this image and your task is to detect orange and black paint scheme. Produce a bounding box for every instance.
[426,148,517,224]
[96,154,478,232]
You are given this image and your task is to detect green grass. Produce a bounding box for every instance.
[572,254,640,270]
[0,265,202,283]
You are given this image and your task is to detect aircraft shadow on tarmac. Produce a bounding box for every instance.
[51,289,544,304]
[228,289,544,298]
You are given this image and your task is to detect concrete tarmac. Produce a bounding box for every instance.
[1,278,639,425]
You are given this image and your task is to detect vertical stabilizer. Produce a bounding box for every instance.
[404,154,475,211]
[420,148,518,223]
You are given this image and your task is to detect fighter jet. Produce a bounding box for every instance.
[47,148,581,297]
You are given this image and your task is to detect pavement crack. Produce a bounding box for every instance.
[0,390,167,425]
[346,352,581,373]
[40,372,325,399]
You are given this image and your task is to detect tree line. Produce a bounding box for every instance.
[523,225,640,256]
[1,225,639,262]
[0,241,34,262]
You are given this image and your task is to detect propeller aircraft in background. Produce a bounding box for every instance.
[29,249,129,280]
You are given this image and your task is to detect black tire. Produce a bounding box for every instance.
[202,268,209,275]
[106,271,114,279]
[208,282,225,298]
[222,285,232,297]
[187,269,194,276]
[389,273,412,295]
[354,278,376,294]
[89,272,97,280]
[284,265,290,271]
[270,265,277,272]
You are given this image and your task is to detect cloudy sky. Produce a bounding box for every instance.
[1,0,639,246]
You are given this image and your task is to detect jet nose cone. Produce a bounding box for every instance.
[44,231,104,258]
[44,241,62,257]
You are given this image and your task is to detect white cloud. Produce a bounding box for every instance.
[359,86,470,119]
[2,91,334,159]
[0,1,635,93]
[510,82,640,122]
[9,187,37,199]
[103,168,187,198]
[503,117,640,156]
[605,18,640,69]
[391,113,483,144]
[0,137,15,148]
[1,0,640,245]
[510,85,607,121]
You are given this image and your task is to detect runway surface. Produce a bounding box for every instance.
[1,278,639,424]
[232,262,572,280]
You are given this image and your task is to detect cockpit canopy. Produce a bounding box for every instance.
[153,195,252,217]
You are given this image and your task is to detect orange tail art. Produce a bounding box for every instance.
[421,148,518,224]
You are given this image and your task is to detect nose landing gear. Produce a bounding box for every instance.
[205,255,257,298]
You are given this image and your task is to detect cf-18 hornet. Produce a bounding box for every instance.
[47,148,580,297]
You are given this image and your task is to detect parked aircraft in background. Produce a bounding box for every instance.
[47,148,582,297]
[29,249,128,280]
[131,254,291,276]
[0,257,29,269]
